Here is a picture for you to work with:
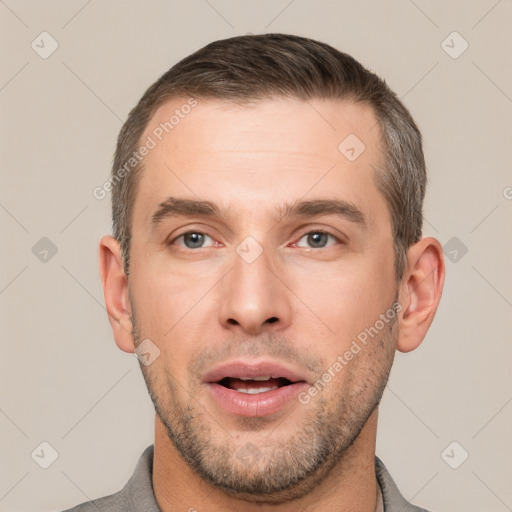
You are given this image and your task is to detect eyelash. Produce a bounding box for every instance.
[293,230,341,249]
[169,230,342,249]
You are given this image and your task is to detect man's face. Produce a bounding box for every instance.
[128,97,399,500]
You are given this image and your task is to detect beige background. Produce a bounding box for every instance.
[1,1,511,511]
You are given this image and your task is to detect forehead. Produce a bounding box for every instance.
[142,96,381,157]
[135,96,388,229]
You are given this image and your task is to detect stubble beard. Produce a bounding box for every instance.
[131,301,398,503]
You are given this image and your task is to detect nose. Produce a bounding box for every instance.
[218,244,292,336]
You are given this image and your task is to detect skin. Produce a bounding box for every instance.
[99,97,445,512]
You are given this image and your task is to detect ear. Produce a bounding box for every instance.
[98,235,135,353]
[397,237,445,353]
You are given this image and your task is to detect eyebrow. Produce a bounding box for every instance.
[150,197,367,231]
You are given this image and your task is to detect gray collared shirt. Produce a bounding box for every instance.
[62,445,431,511]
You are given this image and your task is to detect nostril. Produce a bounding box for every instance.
[226,317,278,327]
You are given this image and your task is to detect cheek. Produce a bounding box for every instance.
[288,249,396,350]
[129,262,223,383]
[130,252,217,330]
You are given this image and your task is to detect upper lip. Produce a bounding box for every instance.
[202,359,309,384]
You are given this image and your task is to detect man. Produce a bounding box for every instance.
[66,33,444,511]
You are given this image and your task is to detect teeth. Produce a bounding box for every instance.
[236,386,278,394]
[239,375,271,381]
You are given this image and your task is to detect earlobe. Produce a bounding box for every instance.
[98,235,135,353]
[397,237,445,353]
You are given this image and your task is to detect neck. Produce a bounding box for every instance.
[152,408,380,512]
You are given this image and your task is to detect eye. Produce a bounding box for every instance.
[295,231,339,249]
[172,231,216,249]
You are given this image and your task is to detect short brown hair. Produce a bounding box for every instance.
[112,33,426,280]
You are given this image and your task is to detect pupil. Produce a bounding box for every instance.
[185,232,204,248]
[309,232,327,248]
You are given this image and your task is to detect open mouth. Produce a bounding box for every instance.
[216,376,294,394]
[204,363,310,417]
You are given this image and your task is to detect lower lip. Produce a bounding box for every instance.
[205,382,310,417]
